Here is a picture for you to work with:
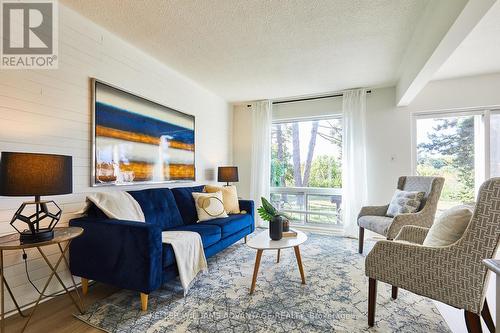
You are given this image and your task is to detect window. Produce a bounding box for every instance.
[414,110,499,211]
[270,117,343,227]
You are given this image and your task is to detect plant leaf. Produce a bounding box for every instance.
[257,206,273,222]
[261,197,277,216]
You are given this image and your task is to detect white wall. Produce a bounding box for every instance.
[0,4,231,313]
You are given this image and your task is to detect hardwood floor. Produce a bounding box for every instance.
[5,283,118,333]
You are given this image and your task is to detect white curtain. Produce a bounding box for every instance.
[342,89,368,237]
[250,100,272,227]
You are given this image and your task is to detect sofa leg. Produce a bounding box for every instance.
[391,286,398,300]
[81,278,88,296]
[368,278,377,327]
[244,236,247,244]
[464,310,482,333]
[481,299,495,333]
[358,227,364,254]
[140,293,148,311]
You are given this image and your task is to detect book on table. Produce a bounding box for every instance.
[282,229,298,238]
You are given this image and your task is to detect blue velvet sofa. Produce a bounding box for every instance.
[69,185,254,310]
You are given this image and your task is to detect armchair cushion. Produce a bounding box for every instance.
[386,190,425,217]
[358,215,393,236]
[423,205,473,246]
[394,225,430,244]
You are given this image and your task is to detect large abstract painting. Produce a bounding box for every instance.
[92,80,195,186]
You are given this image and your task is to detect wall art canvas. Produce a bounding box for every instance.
[92,80,195,186]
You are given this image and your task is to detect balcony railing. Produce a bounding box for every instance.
[270,187,343,228]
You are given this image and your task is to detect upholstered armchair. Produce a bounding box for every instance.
[357,176,444,253]
[365,178,500,333]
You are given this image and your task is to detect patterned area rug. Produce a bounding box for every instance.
[75,232,450,332]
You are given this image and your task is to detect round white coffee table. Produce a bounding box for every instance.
[246,230,308,294]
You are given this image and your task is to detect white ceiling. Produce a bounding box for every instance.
[433,1,500,81]
[61,0,429,102]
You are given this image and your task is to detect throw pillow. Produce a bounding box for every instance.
[204,185,240,214]
[423,205,473,246]
[192,191,228,222]
[386,189,425,217]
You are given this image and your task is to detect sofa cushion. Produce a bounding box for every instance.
[168,224,221,248]
[204,185,241,214]
[358,215,393,236]
[128,188,183,230]
[161,224,221,268]
[192,191,228,221]
[200,214,253,238]
[171,185,205,224]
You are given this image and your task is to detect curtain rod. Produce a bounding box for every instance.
[272,90,372,105]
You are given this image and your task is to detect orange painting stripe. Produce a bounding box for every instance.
[96,161,194,182]
[96,125,195,151]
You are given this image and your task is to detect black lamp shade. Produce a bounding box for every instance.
[0,152,72,197]
[218,166,238,183]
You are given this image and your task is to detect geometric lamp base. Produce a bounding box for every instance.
[10,198,62,244]
[19,229,54,243]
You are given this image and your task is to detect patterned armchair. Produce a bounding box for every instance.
[357,176,444,253]
[365,178,500,332]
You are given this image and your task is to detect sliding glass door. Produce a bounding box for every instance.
[270,117,343,228]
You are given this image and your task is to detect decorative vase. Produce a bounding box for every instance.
[282,218,290,232]
[269,216,283,240]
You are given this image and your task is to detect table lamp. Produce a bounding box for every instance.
[0,152,72,243]
[217,166,238,186]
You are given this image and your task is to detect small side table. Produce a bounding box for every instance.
[246,230,308,294]
[483,259,500,332]
[0,227,84,333]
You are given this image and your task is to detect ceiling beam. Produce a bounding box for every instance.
[396,0,497,106]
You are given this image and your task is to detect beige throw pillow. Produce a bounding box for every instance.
[192,191,228,222]
[204,185,240,214]
[423,205,473,246]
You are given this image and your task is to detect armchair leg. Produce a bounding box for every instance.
[464,310,482,333]
[481,299,495,333]
[391,286,398,300]
[368,278,377,327]
[358,227,364,254]
[244,236,247,244]
[140,293,149,311]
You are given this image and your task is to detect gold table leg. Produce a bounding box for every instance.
[21,241,82,332]
[250,249,263,294]
[294,246,306,284]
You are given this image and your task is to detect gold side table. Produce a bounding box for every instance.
[0,227,85,333]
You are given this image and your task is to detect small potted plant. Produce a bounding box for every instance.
[257,197,290,240]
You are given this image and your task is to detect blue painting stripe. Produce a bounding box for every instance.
[95,102,194,144]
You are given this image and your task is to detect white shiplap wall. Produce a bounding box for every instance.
[0,4,231,313]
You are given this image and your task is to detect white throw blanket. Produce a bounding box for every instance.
[162,231,208,294]
[85,192,145,222]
